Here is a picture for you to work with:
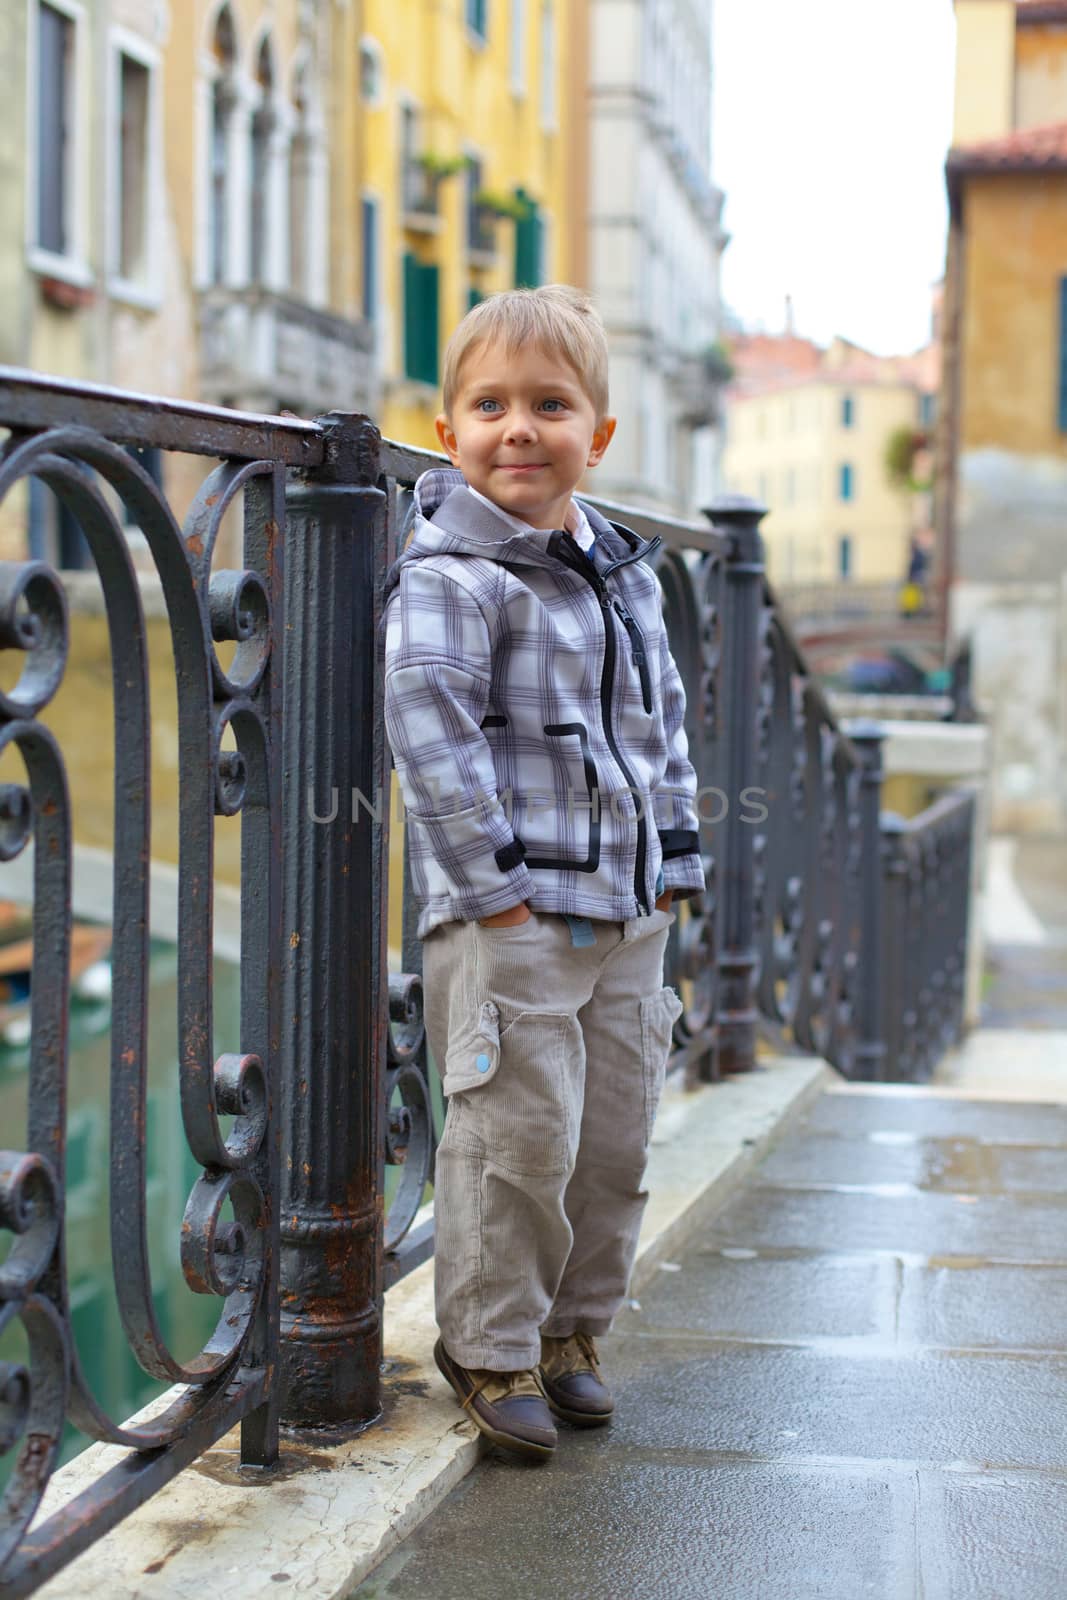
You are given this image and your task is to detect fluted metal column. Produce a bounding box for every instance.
[705,495,766,1074]
[279,413,389,1428]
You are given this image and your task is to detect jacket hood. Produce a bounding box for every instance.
[383,467,654,603]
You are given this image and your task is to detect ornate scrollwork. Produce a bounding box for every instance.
[0,415,280,1578]
[384,972,435,1253]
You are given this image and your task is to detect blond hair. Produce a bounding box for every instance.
[441,284,610,421]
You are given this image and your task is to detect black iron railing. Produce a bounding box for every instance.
[0,370,974,1592]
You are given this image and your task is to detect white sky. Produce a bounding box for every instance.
[712,0,958,355]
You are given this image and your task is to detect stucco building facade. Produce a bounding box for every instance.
[723,331,937,587]
[941,0,1067,831]
[585,0,726,515]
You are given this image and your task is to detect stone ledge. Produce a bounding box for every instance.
[37,1054,830,1600]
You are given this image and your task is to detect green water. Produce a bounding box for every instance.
[1,935,441,1497]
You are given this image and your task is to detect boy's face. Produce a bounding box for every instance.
[435,339,616,531]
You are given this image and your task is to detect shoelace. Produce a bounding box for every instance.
[460,1368,543,1411]
[575,1332,601,1374]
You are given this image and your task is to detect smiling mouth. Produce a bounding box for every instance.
[496,463,547,473]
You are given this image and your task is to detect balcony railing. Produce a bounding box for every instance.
[197,287,378,417]
[0,370,974,1594]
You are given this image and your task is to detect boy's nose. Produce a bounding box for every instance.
[503,412,537,443]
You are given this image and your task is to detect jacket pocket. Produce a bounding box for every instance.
[639,986,684,1142]
[441,1000,501,1096]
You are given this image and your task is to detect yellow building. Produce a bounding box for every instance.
[941,0,1067,831]
[722,335,933,586]
[360,0,585,449]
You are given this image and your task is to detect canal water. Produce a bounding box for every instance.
[0,941,242,1473]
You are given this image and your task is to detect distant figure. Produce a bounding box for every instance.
[899,535,929,619]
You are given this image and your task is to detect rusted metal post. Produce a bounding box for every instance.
[706,494,766,1074]
[849,722,887,1082]
[279,413,390,1428]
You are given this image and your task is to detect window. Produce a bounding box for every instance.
[36,2,75,257]
[920,392,937,427]
[839,463,854,502]
[540,0,556,127]
[841,394,855,428]
[403,252,440,385]
[466,0,488,40]
[400,103,435,219]
[510,0,526,92]
[116,51,150,283]
[360,37,383,104]
[838,534,852,580]
[361,197,378,324]
[513,188,542,287]
[466,157,493,256]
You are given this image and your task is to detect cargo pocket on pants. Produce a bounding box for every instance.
[639,987,684,1143]
[441,1001,501,1097]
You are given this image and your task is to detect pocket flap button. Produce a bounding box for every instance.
[475,1053,491,1073]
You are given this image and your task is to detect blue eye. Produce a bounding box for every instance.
[476,399,501,413]
[541,399,565,413]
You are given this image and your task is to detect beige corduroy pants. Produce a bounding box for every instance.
[422,907,682,1372]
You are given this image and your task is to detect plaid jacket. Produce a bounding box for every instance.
[383,469,705,936]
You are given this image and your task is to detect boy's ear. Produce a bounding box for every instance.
[435,413,460,463]
[587,416,617,468]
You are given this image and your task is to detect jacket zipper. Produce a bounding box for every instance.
[612,599,653,714]
[551,533,659,913]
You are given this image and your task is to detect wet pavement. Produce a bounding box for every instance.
[352,838,1067,1599]
[349,1087,1067,1600]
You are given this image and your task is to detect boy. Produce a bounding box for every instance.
[383,285,704,1460]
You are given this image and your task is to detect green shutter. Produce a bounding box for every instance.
[468,286,485,311]
[403,252,440,385]
[513,189,542,288]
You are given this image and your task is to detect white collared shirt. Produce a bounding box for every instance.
[467,486,596,554]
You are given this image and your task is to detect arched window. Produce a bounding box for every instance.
[209,6,237,284]
[249,35,274,280]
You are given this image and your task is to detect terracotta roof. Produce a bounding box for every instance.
[1016,1,1067,24]
[947,119,1067,176]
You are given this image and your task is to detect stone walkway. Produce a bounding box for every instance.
[352,837,1067,1600]
[351,1084,1067,1600]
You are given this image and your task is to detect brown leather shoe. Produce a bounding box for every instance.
[538,1332,614,1427]
[434,1338,557,1461]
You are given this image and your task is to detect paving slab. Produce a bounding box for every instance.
[707,1182,1067,1264]
[897,1261,1067,1352]
[807,1089,1067,1143]
[917,1471,1067,1600]
[355,1454,916,1600]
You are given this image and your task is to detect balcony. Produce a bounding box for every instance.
[197,286,377,417]
[673,343,733,427]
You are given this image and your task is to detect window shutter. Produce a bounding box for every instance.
[404,252,440,385]
[1059,278,1067,432]
[361,199,378,322]
[839,463,854,502]
[513,189,542,287]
